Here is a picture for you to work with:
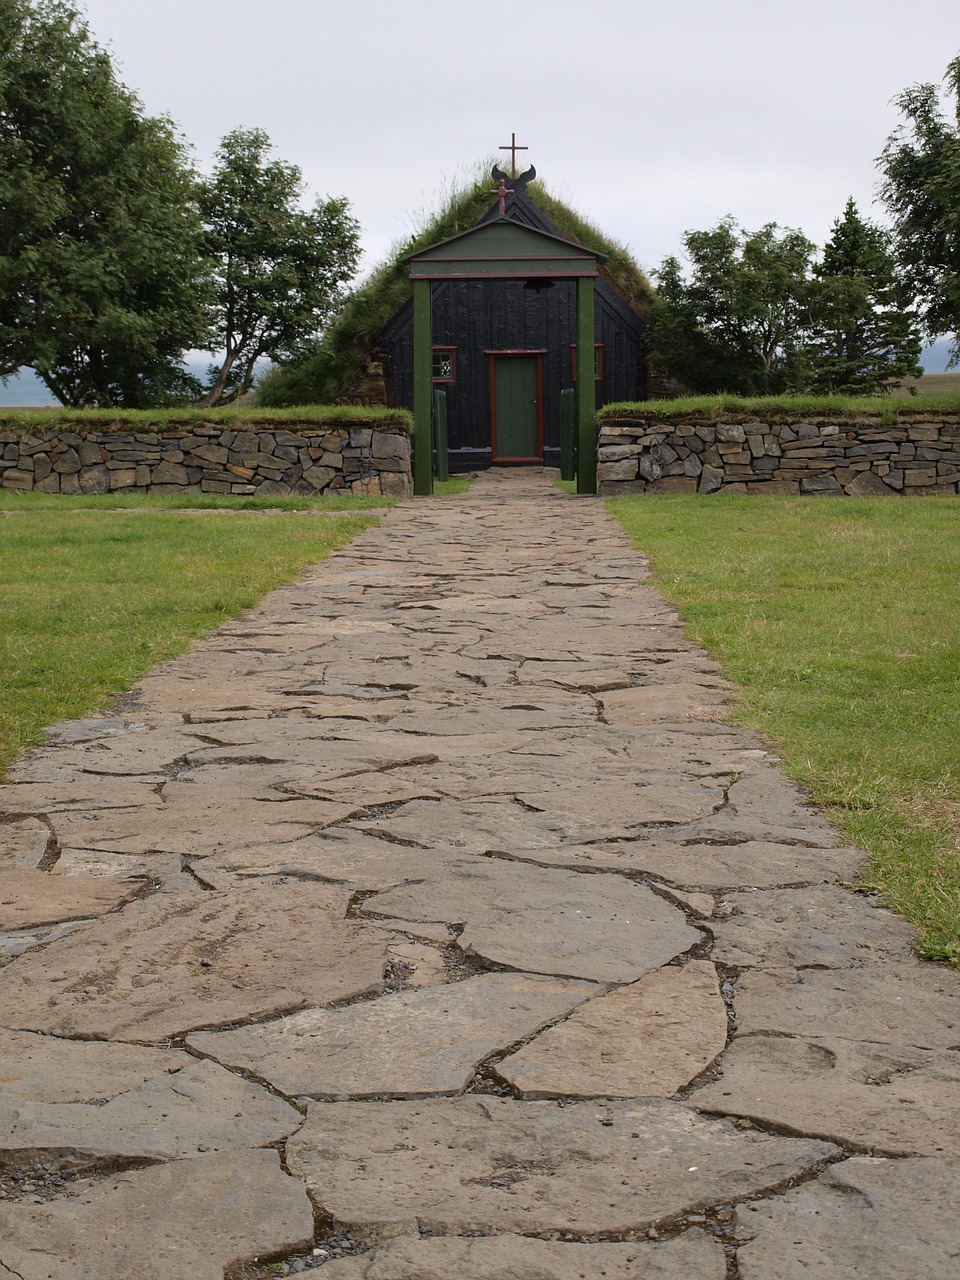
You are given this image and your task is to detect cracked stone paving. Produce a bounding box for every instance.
[1,468,958,1279]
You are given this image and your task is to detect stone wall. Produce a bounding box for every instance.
[0,422,412,498]
[597,415,960,497]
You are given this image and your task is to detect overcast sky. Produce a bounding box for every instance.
[4,0,959,402]
[74,0,958,277]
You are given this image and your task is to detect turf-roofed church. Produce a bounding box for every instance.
[260,142,656,474]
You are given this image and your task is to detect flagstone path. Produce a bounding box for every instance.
[1,468,958,1279]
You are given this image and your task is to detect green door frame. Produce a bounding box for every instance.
[405,218,604,496]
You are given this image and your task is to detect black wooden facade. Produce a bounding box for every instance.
[374,192,650,472]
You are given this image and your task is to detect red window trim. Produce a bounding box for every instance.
[432,346,457,384]
[570,343,604,382]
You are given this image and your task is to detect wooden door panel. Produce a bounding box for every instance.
[492,357,541,461]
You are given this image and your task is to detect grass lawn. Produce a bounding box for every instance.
[609,493,960,964]
[0,490,396,512]
[0,508,377,774]
[433,474,476,495]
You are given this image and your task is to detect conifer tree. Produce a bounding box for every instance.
[806,198,922,394]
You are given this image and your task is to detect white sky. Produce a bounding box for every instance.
[75,0,960,281]
[4,0,958,403]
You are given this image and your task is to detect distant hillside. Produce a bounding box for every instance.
[895,370,960,397]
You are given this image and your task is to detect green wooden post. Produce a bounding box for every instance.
[560,387,577,482]
[433,387,449,482]
[575,276,596,494]
[412,278,433,495]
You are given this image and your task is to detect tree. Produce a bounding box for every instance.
[805,198,922,394]
[879,55,960,365]
[652,218,816,394]
[0,1,212,406]
[199,129,361,406]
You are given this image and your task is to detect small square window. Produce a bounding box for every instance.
[432,348,456,382]
[570,344,603,381]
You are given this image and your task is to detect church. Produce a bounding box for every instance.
[261,145,658,475]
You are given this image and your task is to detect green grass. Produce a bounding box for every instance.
[0,510,377,775]
[599,393,960,423]
[0,404,413,434]
[609,494,960,964]
[895,371,960,398]
[0,490,396,512]
[433,474,476,495]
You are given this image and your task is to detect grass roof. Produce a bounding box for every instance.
[258,169,655,408]
[599,394,960,424]
[0,405,413,436]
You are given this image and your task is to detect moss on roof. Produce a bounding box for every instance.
[599,394,960,424]
[0,405,413,435]
[258,171,654,408]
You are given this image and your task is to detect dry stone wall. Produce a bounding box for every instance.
[0,423,412,498]
[597,415,960,497]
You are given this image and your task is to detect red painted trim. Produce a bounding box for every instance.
[489,352,544,464]
[410,269,599,280]
[416,252,597,263]
[570,343,604,382]
[431,345,457,384]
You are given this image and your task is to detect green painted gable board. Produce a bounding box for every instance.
[404,217,603,280]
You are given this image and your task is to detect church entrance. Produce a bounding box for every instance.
[489,353,544,463]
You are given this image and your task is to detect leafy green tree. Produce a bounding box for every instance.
[0,0,211,406]
[879,55,960,365]
[806,198,922,393]
[199,129,361,406]
[652,218,817,394]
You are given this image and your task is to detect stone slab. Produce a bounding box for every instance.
[19,727,209,778]
[711,886,917,967]
[363,859,700,983]
[736,1156,960,1279]
[0,779,165,810]
[498,962,727,1098]
[673,770,843,847]
[0,818,49,867]
[46,792,353,857]
[189,972,600,1098]
[0,1148,314,1280]
[0,882,389,1041]
[53,848,182,880]
[40,716,144,744]
[198,830,477,892]
[511,839,861,888]
[318,1229,726,1279]
[286,769,442,806]
[0,867,141,928]
[286,1097,837,1237]
[517,774,726,827]
[0,1027,171,1101]
[0,1056,300,1165]
[690,1033,960,1155]
[599,683,729,723]
[385,937,447,987]
[734,964,960,1048]
[356,797,647,849]
[0,919,92,959]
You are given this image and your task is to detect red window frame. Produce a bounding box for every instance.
[432,346,457,383]
[569,343,604,381]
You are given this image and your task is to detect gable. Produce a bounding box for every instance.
[404,216,603,281]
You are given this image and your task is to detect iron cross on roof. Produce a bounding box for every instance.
[499,132,528,180]
[490,177,514,216]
